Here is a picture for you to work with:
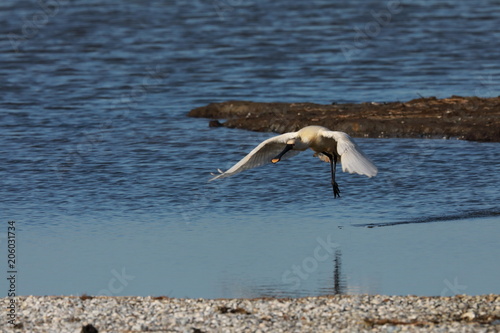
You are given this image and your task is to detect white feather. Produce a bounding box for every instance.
[210,126,378,188]
[209,132,300,181]
[321,130,378,177]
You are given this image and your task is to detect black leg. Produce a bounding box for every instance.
[324,152,341,198]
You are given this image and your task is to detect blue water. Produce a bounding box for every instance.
[1,0,499,298]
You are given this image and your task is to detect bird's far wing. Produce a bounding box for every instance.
[322,130,378,178]
[210,132,301,181]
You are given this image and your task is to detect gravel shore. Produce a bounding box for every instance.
[2,294,499,332]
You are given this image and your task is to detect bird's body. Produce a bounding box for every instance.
[299,125,340,157]
[210,126,377,197]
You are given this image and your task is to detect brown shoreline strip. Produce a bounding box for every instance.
[188,96,500,142]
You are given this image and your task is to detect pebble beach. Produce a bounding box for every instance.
[2,294,499,332]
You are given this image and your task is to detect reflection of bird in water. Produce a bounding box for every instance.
[210,126,378,198]
[332,249,344,295]
[317,248,345,295]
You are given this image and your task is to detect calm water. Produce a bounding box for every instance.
[1,0,499,298]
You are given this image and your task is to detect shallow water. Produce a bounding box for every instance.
[1,0,499,298]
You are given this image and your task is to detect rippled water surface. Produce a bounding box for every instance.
[1,0,499,298]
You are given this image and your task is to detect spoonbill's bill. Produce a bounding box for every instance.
[210,125,377,198]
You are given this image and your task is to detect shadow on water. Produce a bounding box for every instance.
[353,208,500,228]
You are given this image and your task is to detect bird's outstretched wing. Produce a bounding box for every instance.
[321,130,378,177]
[210,132,301,181]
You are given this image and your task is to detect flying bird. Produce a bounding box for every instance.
[210,126,377,198]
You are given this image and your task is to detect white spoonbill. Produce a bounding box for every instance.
[210,125,377,198]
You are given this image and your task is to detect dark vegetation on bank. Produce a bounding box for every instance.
[188,96,500,142]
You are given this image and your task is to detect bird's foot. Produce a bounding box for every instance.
[332,182,341,198]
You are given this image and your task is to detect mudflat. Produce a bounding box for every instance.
[188,96,500,142]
